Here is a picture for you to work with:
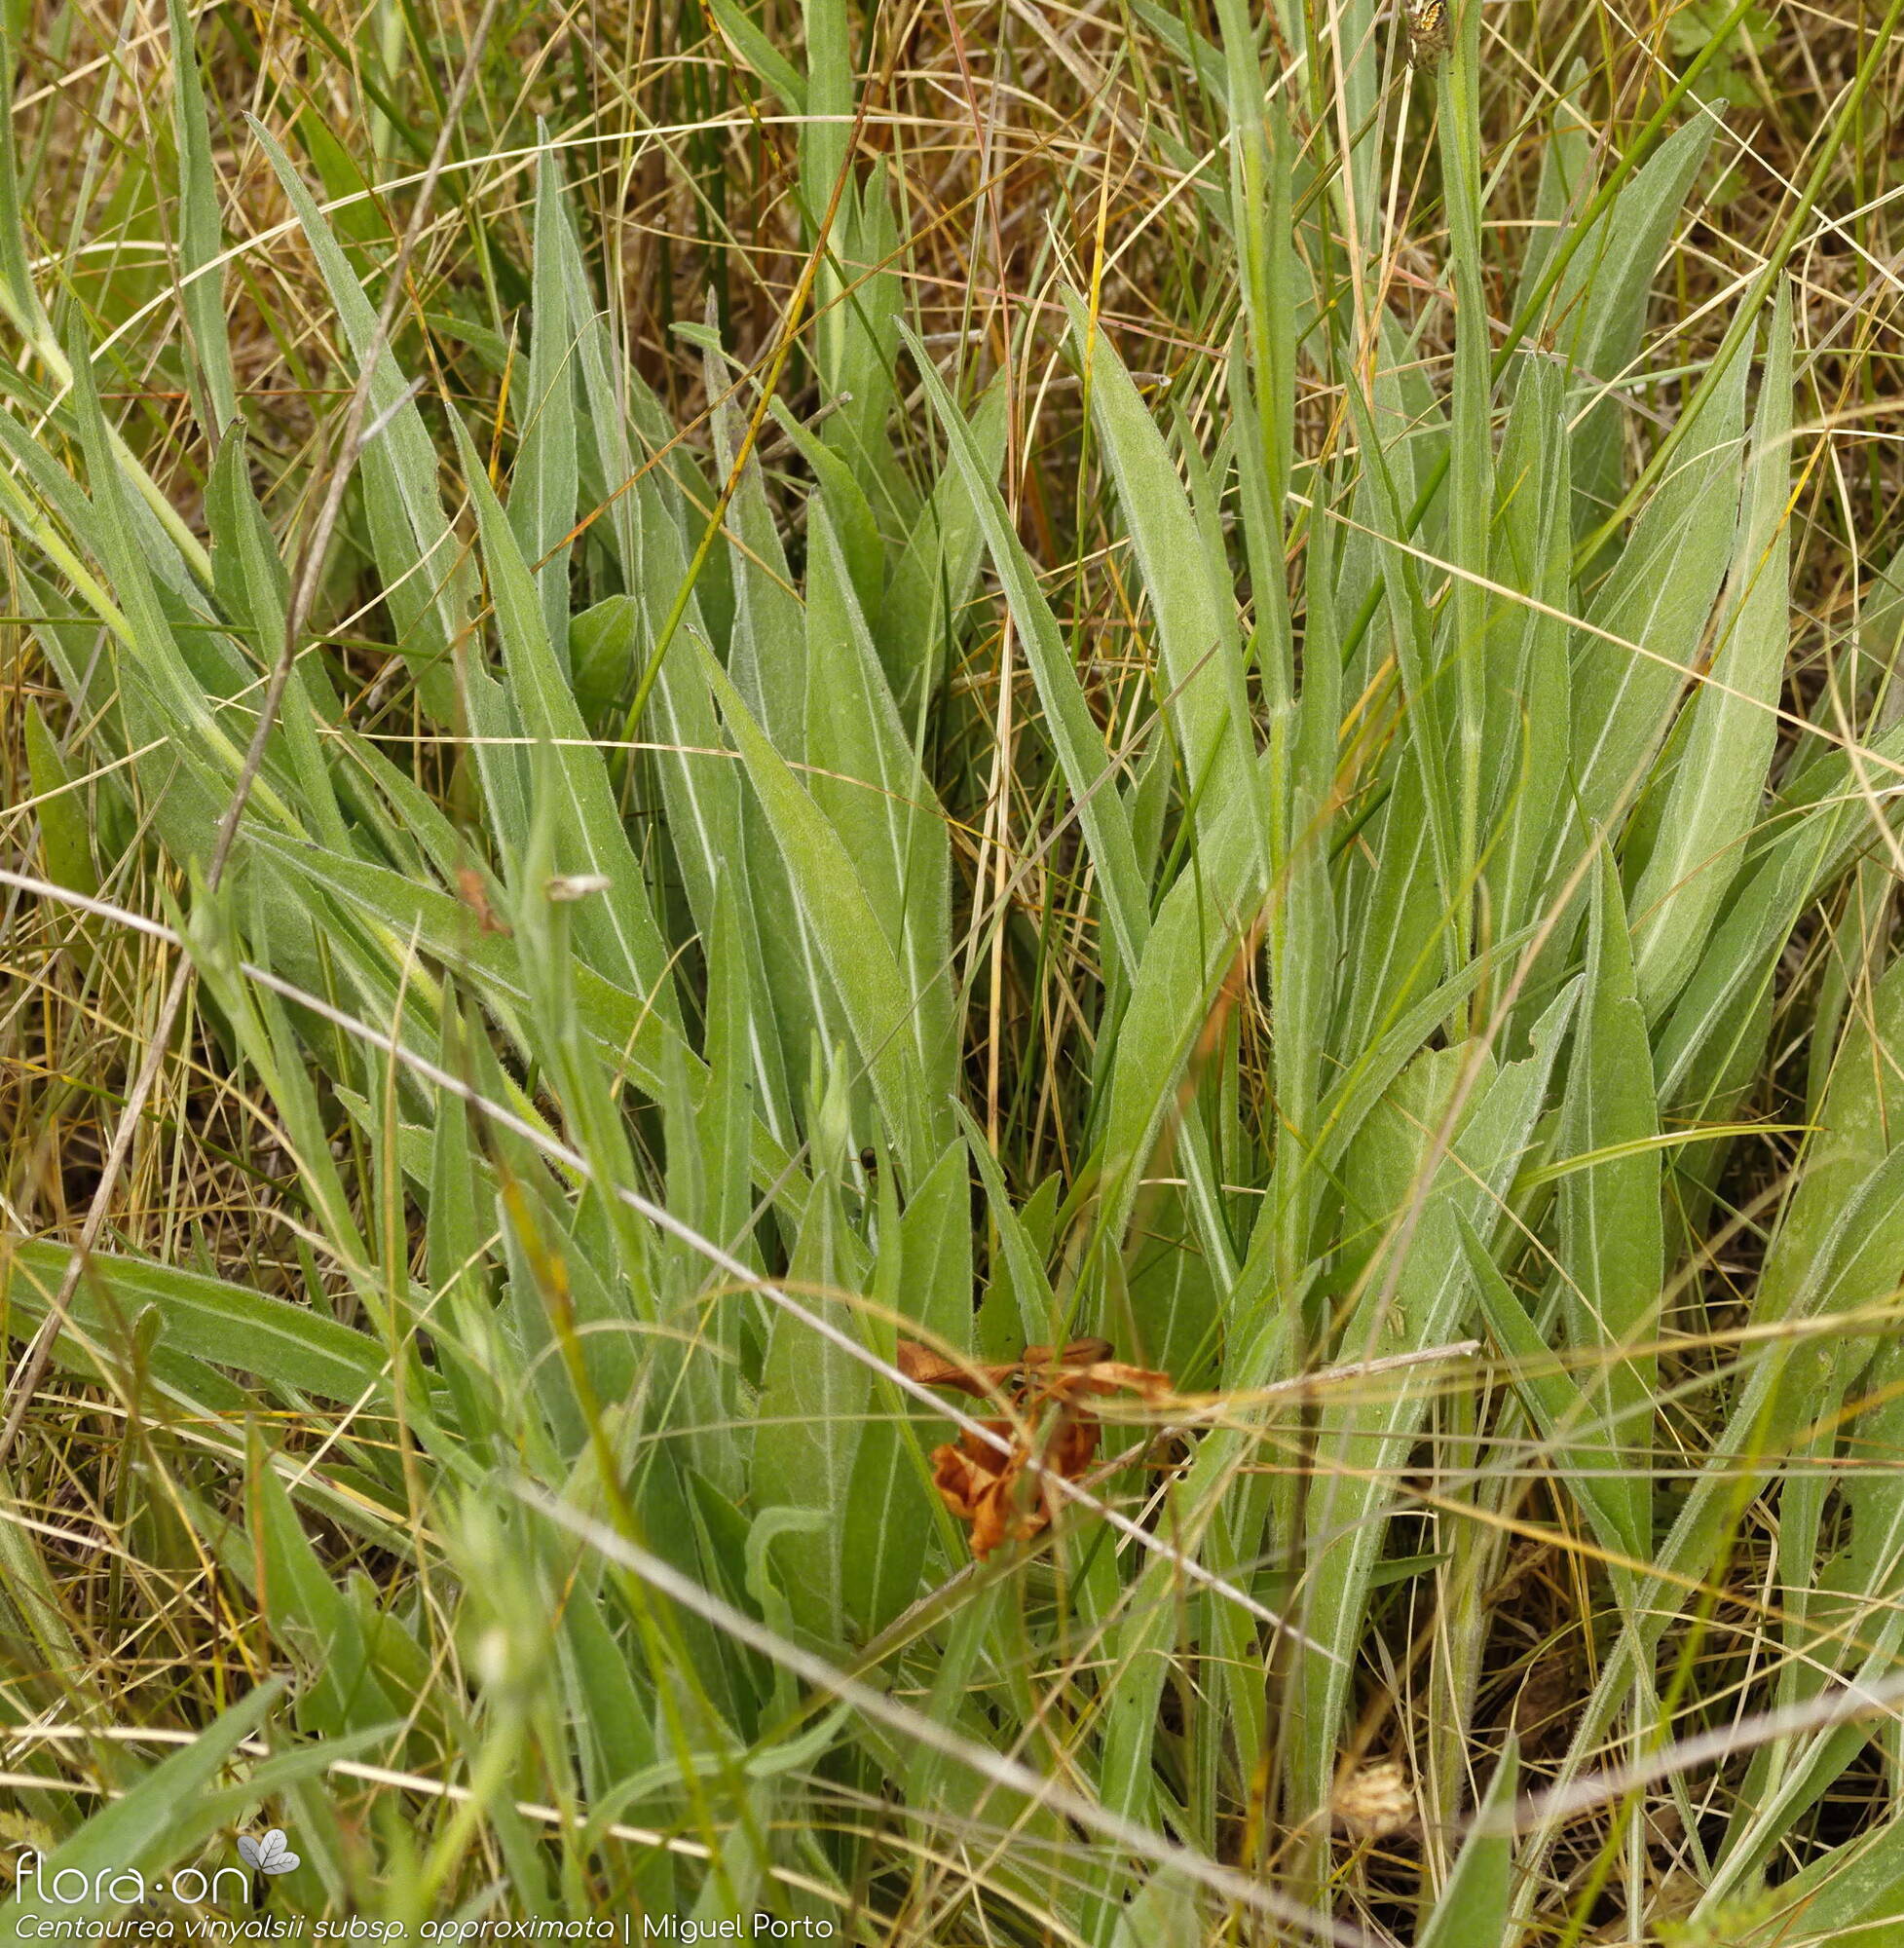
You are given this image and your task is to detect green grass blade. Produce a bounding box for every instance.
[252,118,472,722]
[904,326,1149,972]
[167,0,239,436]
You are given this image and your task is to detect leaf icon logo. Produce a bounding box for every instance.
[238,1829,301,1875]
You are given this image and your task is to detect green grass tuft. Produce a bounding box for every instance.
[2,0,1902,1940]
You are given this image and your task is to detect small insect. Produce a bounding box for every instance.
[859,1146,878,1175]
[1404,0,1451,67]
[455,866,510,936]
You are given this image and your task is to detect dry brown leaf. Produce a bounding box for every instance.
[1040,1359,1174,1404]
[894,1339,994,1396]
[894,1336,1166,1404]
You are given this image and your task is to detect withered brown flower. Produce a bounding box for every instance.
[930,1414,1101,1558]
[899,1336,1170,1559]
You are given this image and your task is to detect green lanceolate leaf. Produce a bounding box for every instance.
[1064,293,1259,842]
[700,638,948,1180]
[0,1239,392,1405]
[803,506,957,1107]
[840,1159,941,1639]
[1092,749,1271,1266]
[1555,845,1661,1553]
[1483,356,1572,953]
[23,699,97,901]
[1419,1742,1518,1948]
[1749,1813,1904,1947]
[1294,983,1577,1828]
[750,1068,870,1645]
[1565,337,1750,844]
[1552,1138,1904,1854]
[448,414,681,1019]
[511,133,580,664]
[707,0,806,111]
[252,120,475,725]
[1628,281,1793,1017]
[1549,119,1713,542]
[880,382,1006,714]
[1464,1218,1648,1570]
